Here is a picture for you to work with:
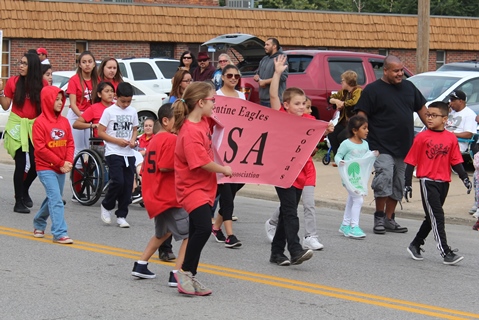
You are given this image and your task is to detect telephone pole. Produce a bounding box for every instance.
[416,0,430,73]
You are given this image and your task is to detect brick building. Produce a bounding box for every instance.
[1,0,479,78]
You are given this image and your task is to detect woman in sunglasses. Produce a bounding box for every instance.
[178,51,198,74]
[168,70,192,103]
[212,53,233,90]
[211,64,245,248]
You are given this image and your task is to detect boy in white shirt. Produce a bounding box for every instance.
[98,82,139,227]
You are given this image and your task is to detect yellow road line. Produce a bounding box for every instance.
[1,226,478,319]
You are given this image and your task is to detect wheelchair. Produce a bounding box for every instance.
[70,135,108,206]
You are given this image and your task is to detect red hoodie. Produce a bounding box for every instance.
[33,86,74,174]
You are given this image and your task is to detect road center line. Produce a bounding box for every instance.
[1,226,477,320]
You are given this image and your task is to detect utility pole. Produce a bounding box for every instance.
[416,0,430,73]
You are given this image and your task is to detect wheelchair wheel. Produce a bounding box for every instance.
[322,153,331,165]
[70,149,105,206]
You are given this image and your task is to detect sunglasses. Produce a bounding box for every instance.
[198,59,208,62]
[218,60,229,63]
[225,73,240,80]
[183,56,192,60]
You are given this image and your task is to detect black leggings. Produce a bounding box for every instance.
[328,123,348,155]
[218,183,244,221]
[181,203,212,275]
[13,141,36,201]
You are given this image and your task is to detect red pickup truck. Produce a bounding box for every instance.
[202,34,413,121]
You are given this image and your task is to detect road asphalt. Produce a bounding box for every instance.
[0,144,476,226]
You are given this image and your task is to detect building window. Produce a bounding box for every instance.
[1,39,10,80]
[75,41,88,64]
[378,49,389,56]
[436,50,446,69]
[150,43,174,58]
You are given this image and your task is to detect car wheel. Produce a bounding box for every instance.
[137,111,157,135]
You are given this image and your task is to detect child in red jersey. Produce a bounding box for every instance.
[131,103,188,288]
[73,81,115,137]
[172,81,232,296]
[404,101,471,265]
[32,86,74,244]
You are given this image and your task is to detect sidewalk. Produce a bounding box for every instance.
[238,160,477,225]
[0,145,475,225]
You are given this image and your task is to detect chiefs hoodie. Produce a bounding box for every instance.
[33,86,74,174]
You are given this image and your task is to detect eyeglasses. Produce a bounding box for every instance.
[425,113,447,119]
[198,59,208,63]
[203,97,215,103]
[218,60,229,63]
[183,56,192,60]
[182,79,193,83]
[225,74,240,80]
[17,61,28,66]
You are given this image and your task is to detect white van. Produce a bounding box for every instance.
[117,58,179,95]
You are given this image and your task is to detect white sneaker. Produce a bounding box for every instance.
[265,219,276,243]
[469,205,478,215]
[100,205,111,224]
[117,218,130,228]
[473,209,479,219]
[303,236,324,250]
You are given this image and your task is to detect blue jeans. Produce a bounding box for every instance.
[33,170,67,239]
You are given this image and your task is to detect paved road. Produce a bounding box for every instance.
[1,163,478,319]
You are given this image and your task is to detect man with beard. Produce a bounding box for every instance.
[355,55,428,234]
[253,38,288,107]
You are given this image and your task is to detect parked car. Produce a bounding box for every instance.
[52,71,167,133]
[202,33,414,121]
[117,58,179,95]
[407,70,479,132]
[0,107,10,133]
[436,61,479,72]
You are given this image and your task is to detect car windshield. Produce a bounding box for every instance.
[408,75,461,102]
[52,75,70,89]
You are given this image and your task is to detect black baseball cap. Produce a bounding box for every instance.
[449,90,466,101]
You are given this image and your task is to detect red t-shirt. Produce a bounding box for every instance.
[98,78,120,92]
[404,129,463,182]
[175,117,217,213]
[81,102,108,138]
[66,74,93,112]
[141,132,180,218]
[4,76,42,119]
[138,133,155,150]
[279,107,316,189]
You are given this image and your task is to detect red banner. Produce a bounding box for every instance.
[212,96,329,188]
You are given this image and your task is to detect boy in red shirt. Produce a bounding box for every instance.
[32,86,74,244]
[131,104,188,287]
[404,101,471,265]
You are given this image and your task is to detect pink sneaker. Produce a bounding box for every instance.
[473,220,479,231]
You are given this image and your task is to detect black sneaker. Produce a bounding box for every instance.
[270,254,291,266]
[212,228,226,243]
[407,243,424,261]
[291,249,313,265]
[159,250,176,262]
[384,217,408,233]
[443,250,464,265]
[168,271,177,287]
[131,262,156,279]
[14,200,30,214]
[373,211,386,234]
[23,193,33,208]
[225,235,242,248]
[131,188,142,204]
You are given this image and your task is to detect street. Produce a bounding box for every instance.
[0,162,478,320]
